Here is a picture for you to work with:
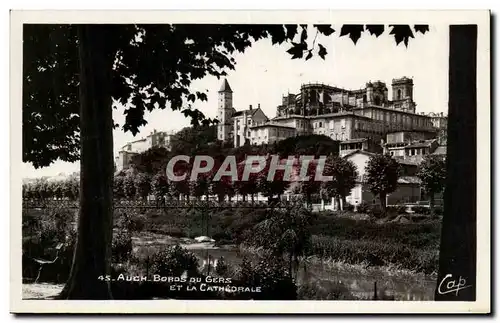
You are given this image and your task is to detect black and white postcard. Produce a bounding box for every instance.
[10,10,491,314]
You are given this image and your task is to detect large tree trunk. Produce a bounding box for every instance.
[58,25,115,299]
[435,25,477,301]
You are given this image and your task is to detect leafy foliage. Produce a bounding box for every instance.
[113,176,126,199]
[256,156,291,200]
[123,174,137,199]
[151,172,169,201]
[23,24,428,168]
[150,245,199,277]
[294,159,322,205]
[248,202,316,278]
[235,255,297,300]
[134,173,151,199]
[416,155,446,209]
[321,155,358,203]
[364,154,400,211]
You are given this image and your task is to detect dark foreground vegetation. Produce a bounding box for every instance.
[22,201,440,300]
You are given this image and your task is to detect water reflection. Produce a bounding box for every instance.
[190,247,436,301]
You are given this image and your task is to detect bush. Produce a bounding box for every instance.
[112,231,133,263]
[344,203,355,212]
[214,256,230,277]
[356,201,371,213]
[386,205,407,215]
[116,210,146,233]
[298,280,355,300]
[150,245,199,277]
[413,206,431,215]
[230,255,297,300]
[369,205,384,218]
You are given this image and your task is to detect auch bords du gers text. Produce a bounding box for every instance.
[165,155,333,182]
[99,274,262,293]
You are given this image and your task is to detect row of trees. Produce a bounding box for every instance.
[23,152,446,213]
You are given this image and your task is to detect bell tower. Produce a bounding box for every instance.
[391,77,416,113]
[217,79,234,142]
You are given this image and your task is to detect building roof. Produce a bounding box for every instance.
[342,149,376,159]
[397,159,420,166]
[250,123,296,130]
[340,138,367,144]
[432,145,447,155]
[398,176,421,185]
[219,79,233,93]
[232,108,259,117]
[404,140,436,149]
[385,129,436,135]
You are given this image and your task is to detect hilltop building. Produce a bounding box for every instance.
[115,129,175,172]
[217,78,440,155]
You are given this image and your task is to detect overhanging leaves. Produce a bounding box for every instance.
[389,25,415,47]
[340,25,364,44]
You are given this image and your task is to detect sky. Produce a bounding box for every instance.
[22,24,449,178]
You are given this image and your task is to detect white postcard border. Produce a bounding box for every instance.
[9,9,491,314]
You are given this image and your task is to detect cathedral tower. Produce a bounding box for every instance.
[217,79,234,142]
[391,77,416,113]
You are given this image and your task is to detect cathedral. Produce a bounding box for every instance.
[216,77,443,160]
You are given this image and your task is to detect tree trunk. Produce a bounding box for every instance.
[379,192,387,214]
[435,25,477,301]
[58,25,115,299]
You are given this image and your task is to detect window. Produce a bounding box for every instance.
[397,89,402,100]
[319,122,323,128]
[391,151,394,156]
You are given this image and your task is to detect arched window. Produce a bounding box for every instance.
[397,89,402,100]
[374,96,381,105]
[363,95,367,103]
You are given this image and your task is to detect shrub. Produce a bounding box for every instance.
[369,205,385,218]
[116,210,146,233]
[387,205,407,215]
[150,245,199,277]
[112,231,133,263]
[356,201,371,213]
[215,256,230,277]
[298,280,355,300]
[344,203,355,212]
[413,206,431,215]
[231,255,297,300]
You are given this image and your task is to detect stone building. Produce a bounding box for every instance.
[216,78,442,159]
[426,112,448,145]
[216,79,269,147]
[343,150,422,206]
[115,129,174,172]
